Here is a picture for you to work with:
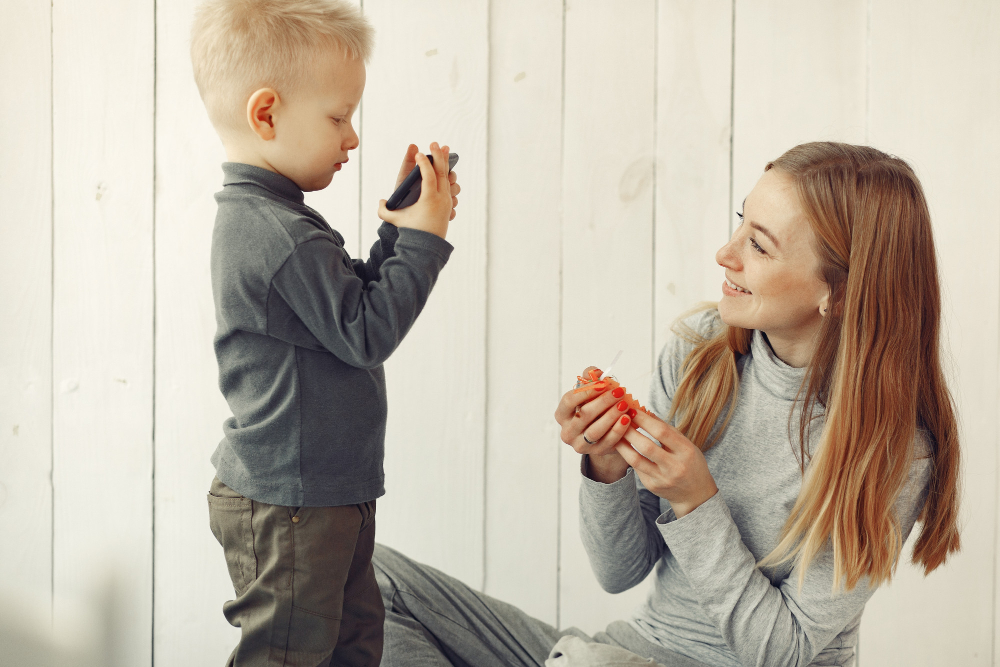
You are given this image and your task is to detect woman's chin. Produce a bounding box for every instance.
[717,300,749,329]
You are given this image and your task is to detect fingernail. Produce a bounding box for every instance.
[612,387,625,398]
[627,408,637,418]
[616,400,628,412]
[620,416,630,426]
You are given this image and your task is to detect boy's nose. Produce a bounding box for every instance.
[345,125,360,150]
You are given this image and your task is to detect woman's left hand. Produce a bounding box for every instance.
[615,411,719,518]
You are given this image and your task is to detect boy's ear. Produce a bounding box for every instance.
[246,88,279,141]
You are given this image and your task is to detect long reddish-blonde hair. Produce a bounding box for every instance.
[669,142,961,590]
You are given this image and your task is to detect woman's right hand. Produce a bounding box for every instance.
[554,366,633,483]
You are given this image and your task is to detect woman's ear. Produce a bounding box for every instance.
[246,88,279,141]
[818,289,831,317]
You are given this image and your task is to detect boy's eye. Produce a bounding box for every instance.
[331,117,343,125]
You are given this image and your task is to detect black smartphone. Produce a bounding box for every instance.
[385,152,459,210]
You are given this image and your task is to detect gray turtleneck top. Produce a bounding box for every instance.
[210,163,453,507]
[579,309,931,667]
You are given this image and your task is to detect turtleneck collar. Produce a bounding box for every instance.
[221,162,305,205]
[749,329,808,402]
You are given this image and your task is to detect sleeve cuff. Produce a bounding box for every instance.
[580,461,638,503]
[655,491,735,560]
[395,227,454,261]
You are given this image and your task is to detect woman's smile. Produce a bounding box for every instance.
[723,276,751,295]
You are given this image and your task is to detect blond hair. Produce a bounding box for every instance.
[191,0,373,134]
[669,142,961,591]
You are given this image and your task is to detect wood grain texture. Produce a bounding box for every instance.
[359,0,489,591]
[51,0,154,664]
[731,0,866,209]
[0,0,53,607]
[152,0,241,664]
[860,1,1000,664]
[559,0,658,632]
[484,0,564,626]
[654,0,733,356]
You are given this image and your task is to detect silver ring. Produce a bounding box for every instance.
[583,433,597,445]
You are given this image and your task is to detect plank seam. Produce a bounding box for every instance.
[482,0,492,595]
[651,0,658,369]
[556,0,567,631]
[49,0,56,627]
[727,0,736,238]
[864,0,871,146]
[151,0,158,663]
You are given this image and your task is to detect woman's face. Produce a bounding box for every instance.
[715,168,830,366]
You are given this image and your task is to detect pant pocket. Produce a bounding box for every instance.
[207,491,257,596]
[284,604,341,666]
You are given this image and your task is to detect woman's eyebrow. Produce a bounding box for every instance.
[750,221,781,250]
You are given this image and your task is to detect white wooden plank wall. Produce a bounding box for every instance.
[0,0,53,612]
[49,1,156,665]
[2,1,998,665]
[559,0,658,631]
[860,2,1000,665]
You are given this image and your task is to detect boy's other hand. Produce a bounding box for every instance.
[378,142,458,239]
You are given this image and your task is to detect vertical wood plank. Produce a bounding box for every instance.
[485,0,564,625]
[731,0,867,210]
[559,0,657,632]
[360,0,489,590]
[654,0,733,355]
[51,0,154,664]
[861,2,1000,664]
[0,0,53,607]
[152,0,240,663]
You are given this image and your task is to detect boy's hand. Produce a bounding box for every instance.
[379,142,459,239]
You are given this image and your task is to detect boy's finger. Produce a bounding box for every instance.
[395,144,419,188]
[434,144,449,188]
[413,152,438,197]
[377,199,399,224]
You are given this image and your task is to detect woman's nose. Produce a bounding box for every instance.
[716,236,740,269]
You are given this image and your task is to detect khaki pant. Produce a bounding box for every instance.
[208,477,384,667]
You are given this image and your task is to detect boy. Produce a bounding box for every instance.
[190,1,460,664]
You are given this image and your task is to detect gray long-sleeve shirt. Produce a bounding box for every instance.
[579,309,931,667]
[210,163,452,507]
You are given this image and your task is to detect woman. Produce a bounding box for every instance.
[372,142,962,667]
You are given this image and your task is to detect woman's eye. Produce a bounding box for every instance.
[749,237,766,254]
[736,210,744,225]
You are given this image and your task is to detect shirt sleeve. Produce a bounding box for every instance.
[270,226,453,369]
[351,221,399,284]
[579,465,667,593]
[578,308,722,594]
[655,452,932,667]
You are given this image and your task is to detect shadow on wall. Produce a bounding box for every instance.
[0,578,128,667]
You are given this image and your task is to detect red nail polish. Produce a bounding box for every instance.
[616,400,628,412]
[621,416,630,426]
[612,387,625,398]
[627,408,637,418]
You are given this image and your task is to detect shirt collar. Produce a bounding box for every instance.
[749,329,808,402]
[221,162,304,205]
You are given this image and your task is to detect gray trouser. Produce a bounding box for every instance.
[207,477,384,666]
[372,544,711,667]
